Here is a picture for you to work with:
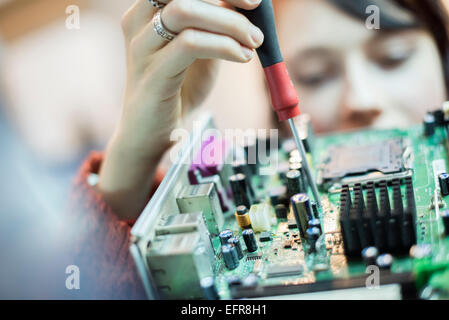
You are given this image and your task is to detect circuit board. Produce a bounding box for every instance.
[131,112,449,300]
[210,125,449,299]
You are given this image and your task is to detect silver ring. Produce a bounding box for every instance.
[153,9,177,41]
[149,0,165,8]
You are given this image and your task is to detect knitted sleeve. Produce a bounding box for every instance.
[69,151,163,299]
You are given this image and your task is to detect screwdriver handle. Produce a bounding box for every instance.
[238,0,300,121]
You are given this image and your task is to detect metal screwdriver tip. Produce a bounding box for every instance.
[288,118,321,209]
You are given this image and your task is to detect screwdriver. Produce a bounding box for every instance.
[239,0,321,209]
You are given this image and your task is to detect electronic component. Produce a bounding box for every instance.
[242,229,258,253]
[155,212,215,264]
[235,205,252,229]
[147,232,213,299]
[222,244,239,270]
[229,173,252,208]
[290,193,313,238]
[260,232,271,242]
[219,229,234,245]
[188,135,233,190]
[266,263,303,278]
[232,159,255,198]
[340,180,416,258]
[176,183,224,235]
[274,204,288,220]
[287,219,297,229]
[376,254,394,270]
[362,247,379,266]
[286,169,303,198]
[439,173,449,196]
[200,277,219,300]
[308,218,321,234]
[424,112,436,137]
[306,227,320,253]
[228,237,244,260]
[319,139,409,189]
[248,203,272,232]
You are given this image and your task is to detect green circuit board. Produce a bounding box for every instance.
[213,125,449,299]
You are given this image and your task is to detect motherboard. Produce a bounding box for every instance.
[131,109,449,300]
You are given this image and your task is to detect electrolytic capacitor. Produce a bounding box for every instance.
[228,237,244,260]
[308,218,321,233]
[424,112,436,137]
[274,204,288,220]
[235,205,252,229]
[439,173,449,196]
[306,227,320,253]
[290,193,313,238]
[286,170,303,198]
[376,253,394,270]
[222,244,239,270]
[442,209,449,236]
[219,229,234,245]
[200,277,219,300]
[362,246,379,266]
[229,173,252,208]
[242,228,258,252]
[232,160,255,197]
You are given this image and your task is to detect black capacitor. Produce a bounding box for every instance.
[242,229,258,252]
[222,244,239,270]
[306,227,320,253]
[274,204,288,219]
[424,112,436,137]
[286,169,303,198]
[228,237,244,260]
[439,173,449,196]
[229,173,252,208]
[219,229,234,245]
[442,209,449,236]
[308,218,321,233]
[290,193,313,238]
[362,246,379,266]
[232,160,255,198]
[433,109,445,126]
[376,253,394,270]
[200,277,219,300]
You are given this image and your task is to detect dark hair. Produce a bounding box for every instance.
[329,0,449,97]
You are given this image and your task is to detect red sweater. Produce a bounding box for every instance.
[71,152,164,299]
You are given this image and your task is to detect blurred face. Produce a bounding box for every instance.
[277,0,447,133]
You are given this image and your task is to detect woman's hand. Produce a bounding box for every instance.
[98,0,264,219]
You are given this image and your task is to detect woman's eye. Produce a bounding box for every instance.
[374,50,413,70]
[295,73,333,87]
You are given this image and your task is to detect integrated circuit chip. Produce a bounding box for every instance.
[320,138,407,188]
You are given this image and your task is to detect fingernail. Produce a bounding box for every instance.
[250,26,264,47]
[247,0,262,5]
[241,47,254,60]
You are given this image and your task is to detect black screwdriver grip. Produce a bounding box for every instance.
[238,0,283,68]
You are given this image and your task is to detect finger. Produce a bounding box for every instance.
[121,0,158,40]
[221,0,262,11]
[154,29,254,79]
[131,0,264,60]
[162,0,264,49]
